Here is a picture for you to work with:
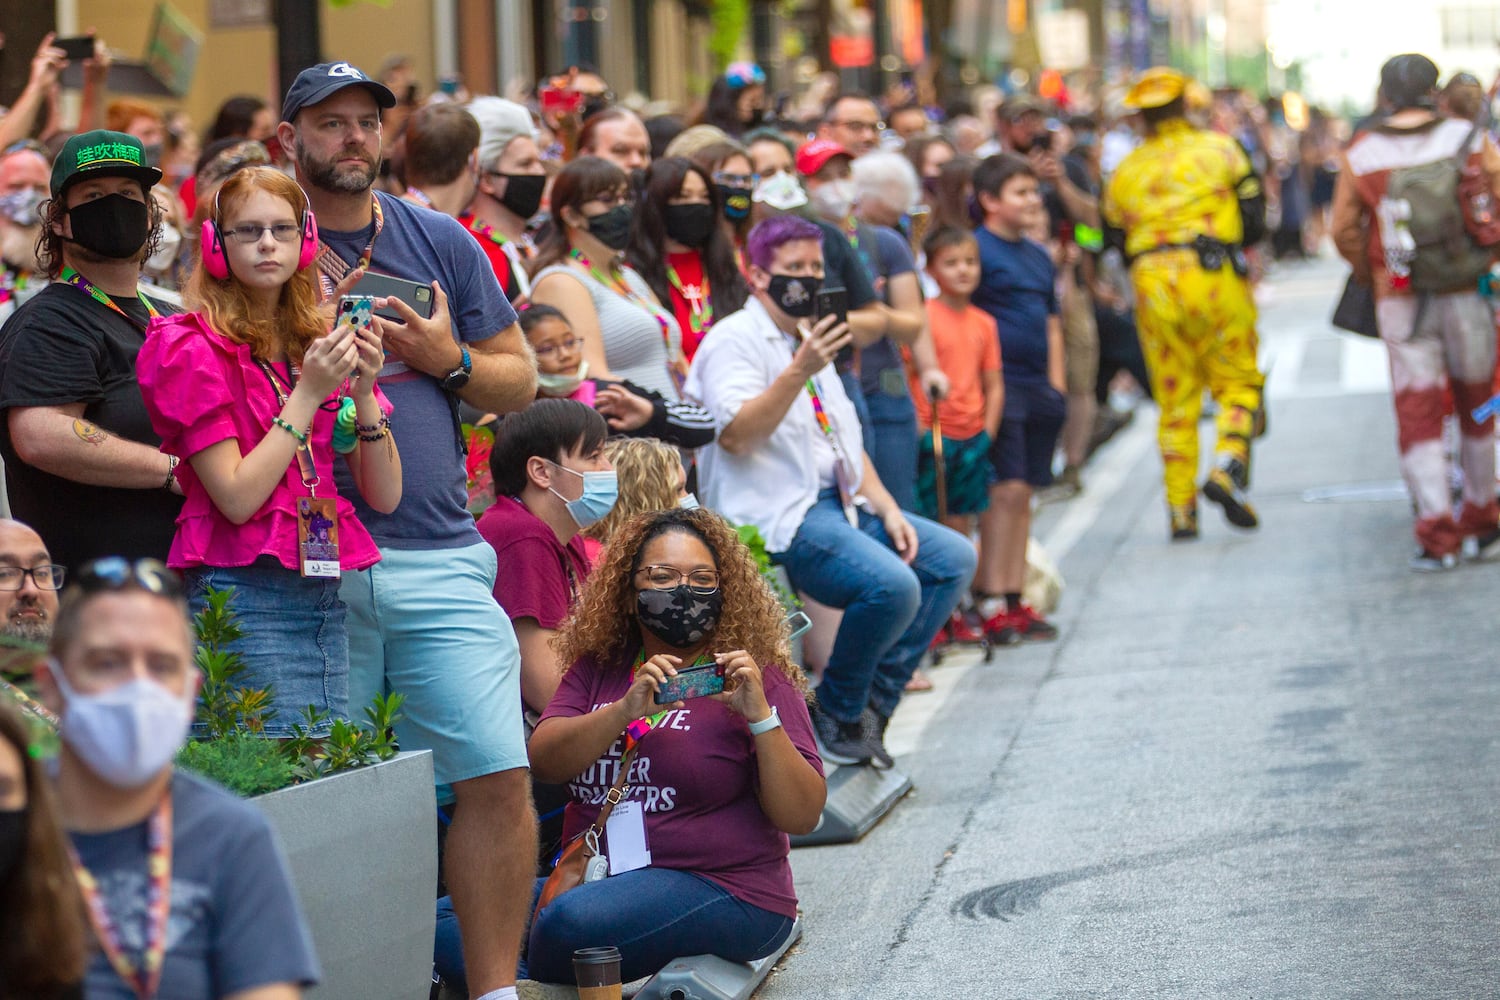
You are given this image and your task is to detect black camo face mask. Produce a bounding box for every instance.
[636,585,723,648]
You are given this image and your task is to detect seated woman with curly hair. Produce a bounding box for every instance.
[581,436,693,553]
[524,507,826,984]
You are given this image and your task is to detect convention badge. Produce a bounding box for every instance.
[297,496,341,578]
[605,799,652,875]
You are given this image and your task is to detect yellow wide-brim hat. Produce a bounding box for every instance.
[1124,67,1189,110]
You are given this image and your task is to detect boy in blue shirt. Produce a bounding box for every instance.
[969,154,1064,641]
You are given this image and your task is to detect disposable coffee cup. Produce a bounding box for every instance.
[573,946,623,1000]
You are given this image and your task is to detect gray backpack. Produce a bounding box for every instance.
[1386,123,1495,292]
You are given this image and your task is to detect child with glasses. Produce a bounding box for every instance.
[522,304,715,449]
[135,166,403,736]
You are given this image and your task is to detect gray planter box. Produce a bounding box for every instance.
[255,750,437,1000]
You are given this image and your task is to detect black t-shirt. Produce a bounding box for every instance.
[1043,155,1097,239]
[811,218,879,309]
[0,281,183,569]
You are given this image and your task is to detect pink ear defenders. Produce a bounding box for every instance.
[200,185,319,280]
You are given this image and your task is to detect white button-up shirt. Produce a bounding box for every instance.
[684,297,866,553]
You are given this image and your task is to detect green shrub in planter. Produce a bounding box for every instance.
[179,586,405,793]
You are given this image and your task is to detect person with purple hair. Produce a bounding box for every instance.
[684,215,975,768]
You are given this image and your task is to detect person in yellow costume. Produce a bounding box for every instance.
[1102,67,1268,540]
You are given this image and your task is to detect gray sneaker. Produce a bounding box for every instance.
[810,701,871,766]
[859,707,895,770]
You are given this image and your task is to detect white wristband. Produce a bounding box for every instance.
[747,706,782,736]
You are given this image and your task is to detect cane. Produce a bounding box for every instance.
[929,385,948,522]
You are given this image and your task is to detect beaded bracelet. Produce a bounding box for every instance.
[273,416,309,445]
[358,420,392,443]
[355,412,390,435]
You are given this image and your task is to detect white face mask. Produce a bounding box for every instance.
[810,179,857,221]
[145,223,182,275]
[49,658,195,789]
[753,171,808,211]
[535,359,590,398]
[678,493,700,510]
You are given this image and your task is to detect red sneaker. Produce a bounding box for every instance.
[946,608,986,644]
[980,608,1023,646]
[1012,604,1059,642]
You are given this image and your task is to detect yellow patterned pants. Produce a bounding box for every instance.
[1132,251,1265,509]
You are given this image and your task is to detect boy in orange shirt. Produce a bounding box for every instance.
[908,226,1011,650]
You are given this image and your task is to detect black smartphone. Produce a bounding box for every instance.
[350,271,435,322]
[653,658,725,705]
[54,35,96,61]
[815,286,853,372]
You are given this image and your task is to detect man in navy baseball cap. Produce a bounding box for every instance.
[280,60,397,124]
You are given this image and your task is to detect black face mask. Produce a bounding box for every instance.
[766,273,820,318]
[497,173,545,220]
[584,203,634,251]
[663,203,716,248]
[0,808,24,881]
[637,585,723,648]
[68,193,151,259]
[717,184,753,222]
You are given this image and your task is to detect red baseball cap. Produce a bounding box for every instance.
[795,138,854,177]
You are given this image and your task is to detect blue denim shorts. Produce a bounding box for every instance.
[341,541,526,804]
[186,559,349,737]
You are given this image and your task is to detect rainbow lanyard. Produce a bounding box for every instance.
[665,262,713,335]
[469,216,534,296]
[316,194,385,300]
[70,795,174,1000]
[570,248,685,389]
[60,266,159,326]
[626,649,674,752]
[796,356,859,523]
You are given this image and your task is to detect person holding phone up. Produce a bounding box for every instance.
[136,166,401,735]
[684,215,975,769]
[518,506,824,985]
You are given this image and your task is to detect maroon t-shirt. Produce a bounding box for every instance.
[538,649,823,918]
[475,496,590,629]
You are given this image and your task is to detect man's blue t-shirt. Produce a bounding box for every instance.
[71,771,319,999]
[971,227,1057,385]
[323,192,518,549]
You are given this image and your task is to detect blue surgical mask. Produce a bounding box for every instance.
[549,462,618,529]
[678,493,700,510]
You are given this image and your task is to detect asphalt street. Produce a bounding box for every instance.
[762,255,1500,999]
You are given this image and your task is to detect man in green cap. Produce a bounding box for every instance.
[0,129,183,570]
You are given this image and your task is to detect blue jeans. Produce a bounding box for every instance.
[435,871,794,988]
[863,386,920,512]
[772,491,976,721]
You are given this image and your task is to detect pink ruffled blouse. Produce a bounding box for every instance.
[137,313,389,572]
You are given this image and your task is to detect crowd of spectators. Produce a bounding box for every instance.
[5,29,1490,1000]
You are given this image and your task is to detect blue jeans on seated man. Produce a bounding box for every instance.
[434,870,794,987]
[772,490,976,722]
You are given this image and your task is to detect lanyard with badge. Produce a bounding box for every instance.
[258,360,341,578]
[69,796,174,1000]
[789,329,860,526]
[60,266,161,328]
[315,195,384,300]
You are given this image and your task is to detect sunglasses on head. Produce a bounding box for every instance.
[73,557,183,599]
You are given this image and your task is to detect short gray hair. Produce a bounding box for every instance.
[851,151,920,215]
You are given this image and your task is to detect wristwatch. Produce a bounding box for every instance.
[747,706,782,736]
[441,345,472,391]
